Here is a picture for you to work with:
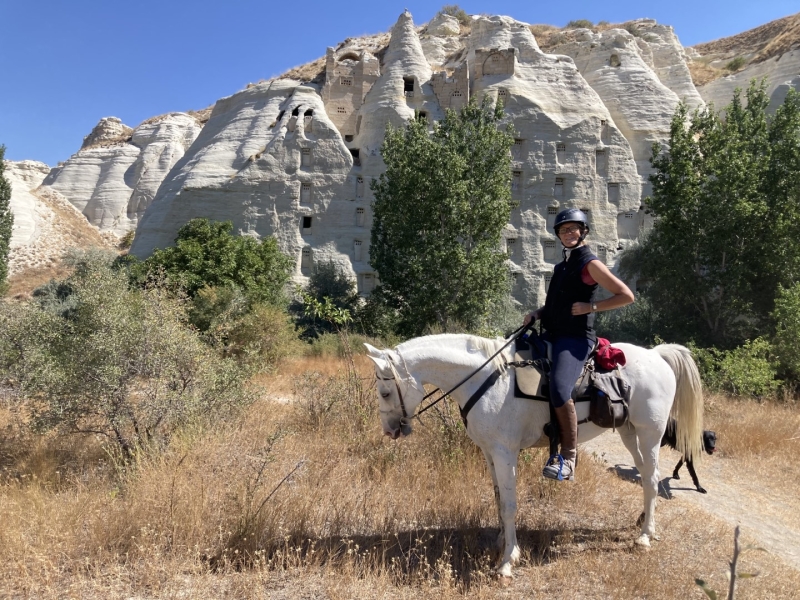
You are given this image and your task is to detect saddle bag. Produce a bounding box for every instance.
[588,368,630,429]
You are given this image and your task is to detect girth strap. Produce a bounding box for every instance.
[460,368,503,428]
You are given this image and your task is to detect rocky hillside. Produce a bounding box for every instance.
[7,10,799,309]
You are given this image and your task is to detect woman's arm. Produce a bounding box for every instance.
[571,260,635,316]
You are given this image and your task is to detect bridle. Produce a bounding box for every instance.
[376,373,410,424]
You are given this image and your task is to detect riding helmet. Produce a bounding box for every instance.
[553,208,589,233]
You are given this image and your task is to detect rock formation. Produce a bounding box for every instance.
[40,113,203,235]
[5,160,112,279]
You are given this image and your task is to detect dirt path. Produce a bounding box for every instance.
[582,431,800,572]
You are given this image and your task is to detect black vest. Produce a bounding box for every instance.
[541,245,598,341]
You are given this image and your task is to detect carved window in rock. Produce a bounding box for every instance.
[512,139,525,162]
[497,88,508,104]
[300,183,311,203]
[301,215,312,234]
[600,119,609,143]
[301,247,313,271]
[403,77,414,97]
[354,239,363,261]
[356,177,365,198]
[624,212,636,219]
[608,183,620,204]
[417,111,428,124]
[452,90,462,97]
[360,273,376,294]
[344,134,354,142]
[356,207,365,226]
[554,177,564,197]
[544,274,552,292]
[556,143,566,164]
[301,147,312,167]
[597,246,608,264]
[511,271,520,285]
[506,237,517,256]
[350,149,361,167]
[340,76,353,86]
[544,240,557,260]
[580,208,591,226]
[547,206,558,215]
[304,109,313,132]
[511,171,522,194]
[292,107,300,117]
[337,107,347,114]
[596,149,607,176]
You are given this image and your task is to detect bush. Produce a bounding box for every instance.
[291,260,360,340]
[690,339,779,398]
[436,4,470,26]
[130,218,292,306]
[0,257,252,455]
[725,56,747,72]
[770,282,800,380]
[565,19,593,29]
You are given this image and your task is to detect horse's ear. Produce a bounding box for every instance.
[364,343,383,357]
[366,354,388,373]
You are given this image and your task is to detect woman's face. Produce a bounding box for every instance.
[557,223,583,248]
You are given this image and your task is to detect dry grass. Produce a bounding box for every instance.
[276,56,327,84]
[1,356,799,598]
[693,11,800,64]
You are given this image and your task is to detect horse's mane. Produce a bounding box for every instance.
[396,334,511,372]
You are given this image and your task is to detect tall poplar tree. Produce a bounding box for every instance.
[0,146,14,289]
[623,82,800,347]
[370,97,515,335]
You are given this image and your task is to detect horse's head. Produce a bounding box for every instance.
[364,343,422,439]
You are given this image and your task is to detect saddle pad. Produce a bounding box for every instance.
[514,345,547,399]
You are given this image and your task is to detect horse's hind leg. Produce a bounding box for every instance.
[617,425,645,475]
[633,428,664,547]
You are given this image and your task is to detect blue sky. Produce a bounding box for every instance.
[1,0,797,166]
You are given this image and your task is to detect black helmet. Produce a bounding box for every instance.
[553,208,589,233]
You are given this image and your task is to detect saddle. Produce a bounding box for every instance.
[512,336,630,430]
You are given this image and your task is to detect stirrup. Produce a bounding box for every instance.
[542,453,574,481]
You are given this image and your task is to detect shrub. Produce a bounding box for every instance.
[689,339,779,398]
[436,4,470,26]
[119,230,135,250]
[130,218,292,305]
[291,260,360,339]
[595,294,660,346]
[725,56,747,72]
[0,257,252,455]
[565,19,593,29]
[770,282,800,379]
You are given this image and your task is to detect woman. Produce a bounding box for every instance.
[523,208,634,481]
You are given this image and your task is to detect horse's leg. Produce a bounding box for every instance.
[632,428,664,547]
[489,446,521,578]
[617,424,645,474]
[481,448,504,551]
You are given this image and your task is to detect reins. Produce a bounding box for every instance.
[411,323,529,421]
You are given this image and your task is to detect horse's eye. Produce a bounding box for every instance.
[381,391,391,399]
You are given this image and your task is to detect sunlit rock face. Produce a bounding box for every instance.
[41,113,202,235]
[5,160,111,277]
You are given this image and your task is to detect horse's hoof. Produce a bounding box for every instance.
[495,573,513,587]
[634,534,651,548]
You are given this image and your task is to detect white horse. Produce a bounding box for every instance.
[364,334,704,578]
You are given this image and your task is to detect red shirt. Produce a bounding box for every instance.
[581,260,598,285]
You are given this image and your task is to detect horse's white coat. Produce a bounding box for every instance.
[365,334,704,578]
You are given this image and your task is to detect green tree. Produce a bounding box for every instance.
[0,145,14,290]
[624,82,800,347]
[130,218,293,305]
[370,97,515,335]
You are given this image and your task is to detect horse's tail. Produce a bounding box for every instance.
[654,344,704,462]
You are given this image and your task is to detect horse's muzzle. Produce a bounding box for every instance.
[385,421,413,439]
